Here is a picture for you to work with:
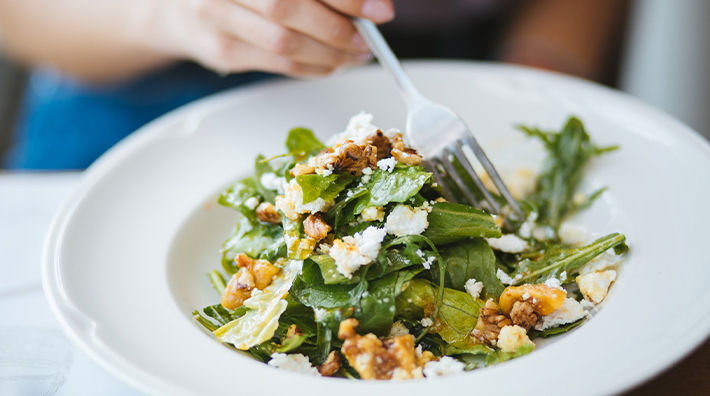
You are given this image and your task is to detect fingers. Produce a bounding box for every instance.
[319,0,394,23]
[234,0,370,53]
[197,0,371,68]
[197,32,336,77]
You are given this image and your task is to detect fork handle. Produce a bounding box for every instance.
[353,18,424,107]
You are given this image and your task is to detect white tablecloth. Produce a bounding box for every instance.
[0,173,140,395]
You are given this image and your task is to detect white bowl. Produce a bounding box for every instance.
[43,61,710,395]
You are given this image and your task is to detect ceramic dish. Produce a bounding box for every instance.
[43,61,710,395]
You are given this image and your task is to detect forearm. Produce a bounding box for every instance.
[500,0,628,81]
[0,0,175,83]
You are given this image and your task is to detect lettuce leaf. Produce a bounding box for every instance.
[423,202,501,244]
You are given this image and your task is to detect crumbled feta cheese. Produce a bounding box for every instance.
[362,167,373,175]
[329,227,386,278]
[260,172,286,194]
[389,321,410,337]
[518,212,538,239]
[497,325,534,353]
[423,356,465,378]
[579,250,622,275]
[243,197,259,210]
[275,179,332,220]
[496,269,514,285]
[361,175,371,183]
[385,205,429,236]
[543,277,564,290]
[361,206,385,222]
[532,225,556,241]
[268,353,320,375]
[559,222,588,245]
[421,256,435,270]
[328,111,379,146]
[486,234,529,253]
[577,270,617,304]
[377,157,398,172]
[464,279,484,299]
[420,317,434,327]
[521,292,531,300]
[534,298,586,330]
[560,271,568,281]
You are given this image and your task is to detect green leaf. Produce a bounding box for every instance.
[253,155,277,202]
[485,343,535,365]
[220,217,283,274]
[423,202,501,245]
[356,269,420,335]
[519,117,618,229]
[362,166,432,207]
[308,255,359,285]
[296,173,354,204]
[529,317,586,338]
[218,178,260,217]
[395,279,483,343]
[439,238,504,298]
[290,260,358,309]
[512,232,627,284]
[286,127,325,161]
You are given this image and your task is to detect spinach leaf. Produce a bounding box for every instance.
[423,202,501,244]
[356,269,420,335]
[290,260,357,309]
[528,317,586,339]
[325,187,368,234]
[512,232,627,284]
[519,117,618,228]
[218,178,260,217]
[286,127,325,161]
[296,173,354,204]
[308,255,358,285]
[395,279,483,343]
[360,166,432,207]
[220,216,283,274]
[439,238,505,298]
[253,155,277,203]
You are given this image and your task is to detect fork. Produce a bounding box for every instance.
[353,19,523,218]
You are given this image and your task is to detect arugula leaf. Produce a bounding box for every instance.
[359,166,432,207]
[218,178,260,217]
[512,232,627,284]
[519,117,618,228]
[356,269,420,335]
[395,279,483,343]
[439,238,504,298]
[296,173,354,204]
[286,127,325,161]
[423,202,501,245]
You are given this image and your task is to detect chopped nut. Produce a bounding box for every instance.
[231,253,281,293]
[303,213,332,240]
[509,300,539,330]
[255,202,282,224]
[471,299,513,345]
[390,134,422,165]
[318,351,341,376]
[290,163,316,177]
[333,142,378,175]
[338,318,424,380]
[221,268,255,310]
[365,130,392,160]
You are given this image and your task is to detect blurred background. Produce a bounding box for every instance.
[0,0,707,169]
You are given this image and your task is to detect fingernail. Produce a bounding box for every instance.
[351,34,370,51]
[362,0,394,22]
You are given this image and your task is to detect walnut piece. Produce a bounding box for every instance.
[365,130,392,160]
[221,254,281,309]
[255,202,282,224]
[290,163,316,177]
[303,213,332,240]
[390,134,422,165]
[318,351,341,377]
[332,142,378,175]
[338,318,425,380]
[509,300,539,330]
[471,299,513,345]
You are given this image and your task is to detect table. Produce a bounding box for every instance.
[0,173,706,395]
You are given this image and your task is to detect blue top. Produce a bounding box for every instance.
[5,63,273,169]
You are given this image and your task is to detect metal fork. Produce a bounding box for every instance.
[354,19,523,218]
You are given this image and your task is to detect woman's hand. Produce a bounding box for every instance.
[153,0,394,77]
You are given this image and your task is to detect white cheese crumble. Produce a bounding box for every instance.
[532,225,556,241]
[517,212,538,239]
[243,197,259,210]
[420,317,434,327]
[275,179,332,220]
[385,205,429,236]
[421,256,435,270]
[464,279,484,299]
[486,234,529,253]
[360,206,385,222]
[328,111,379,146]
[496,269,514,285]
[559,222,588,245]
[260,172,285,193]
[377,157,397,172]
[534,298,586,331]
[577,270,617,304]
[329,226,386,278]
[497,325,534,353]
[543,277,564,290]
[423,356,465,378]
[389,321,410,337]
[579,250,622,275]
[267,353,320,376]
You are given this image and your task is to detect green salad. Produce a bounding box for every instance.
[193,113,628,379]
